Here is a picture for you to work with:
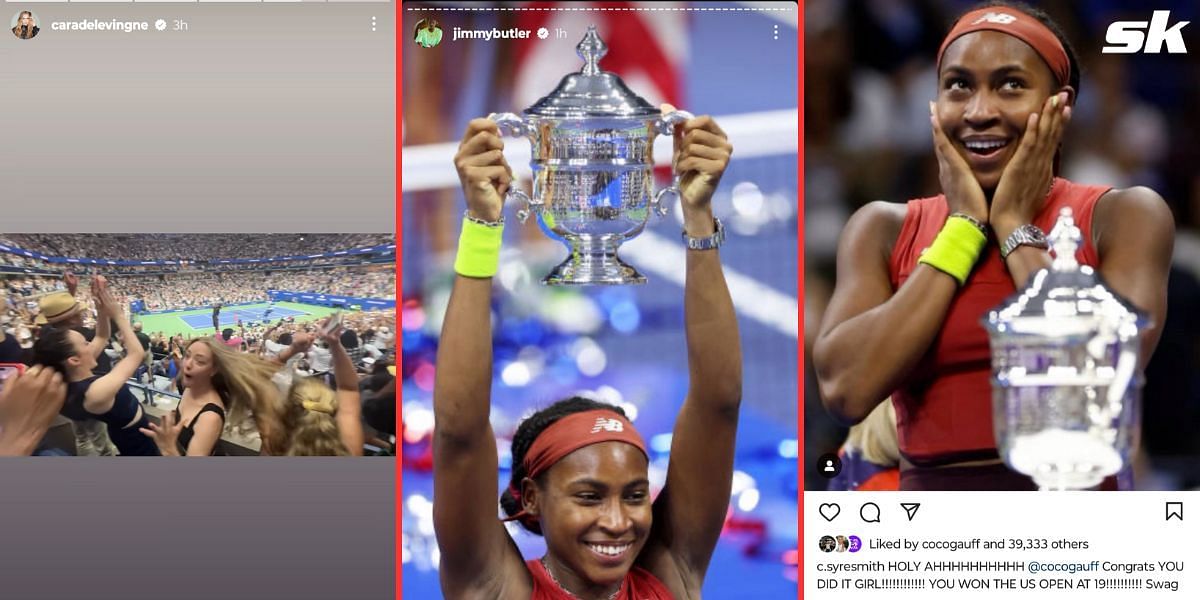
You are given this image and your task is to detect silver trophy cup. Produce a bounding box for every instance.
[983,208,1147,490]
[488,25,690,285]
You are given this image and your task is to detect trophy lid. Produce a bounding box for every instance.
[984,208,1147,339]
[524,26,660,118]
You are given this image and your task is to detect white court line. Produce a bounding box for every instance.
[622,230,798,339]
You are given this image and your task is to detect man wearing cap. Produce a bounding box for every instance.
[35,289,118,456]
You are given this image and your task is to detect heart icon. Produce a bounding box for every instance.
[819,503,841,522]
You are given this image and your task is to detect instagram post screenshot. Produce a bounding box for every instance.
[2,2,396,600]
[804,1,1198,598]
[400,1,798,598]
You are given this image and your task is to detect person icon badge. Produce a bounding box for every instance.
[817,452,843,478]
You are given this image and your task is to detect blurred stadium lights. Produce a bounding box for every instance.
[594,384,624,406]
[570,337,608,377]
[501,361,533,387]
[608,300,641,333]
[402,402,435,444]
[737,487,761,512]
[622,230,799,339]
[413,362,437,391]
[730,470,756,496]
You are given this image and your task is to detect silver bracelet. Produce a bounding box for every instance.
[949,212,988,236]
[682,218,726,250]
[464,210,504,228]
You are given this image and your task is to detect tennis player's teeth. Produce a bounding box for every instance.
[964,140,1007,151]
[588,543,630,556]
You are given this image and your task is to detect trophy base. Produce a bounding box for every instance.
[543,238,645,286]
[1006,428,1123,491]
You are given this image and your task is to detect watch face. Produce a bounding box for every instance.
[1023,225,1047,243]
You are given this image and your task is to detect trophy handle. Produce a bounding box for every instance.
[652,109,695,217]
[487,112,540,224]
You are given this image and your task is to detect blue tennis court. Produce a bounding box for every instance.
[178,305,310,329]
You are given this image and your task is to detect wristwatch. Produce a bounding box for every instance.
[1000,224,1049,259]
[683,218,726,250]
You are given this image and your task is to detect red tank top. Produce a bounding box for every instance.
[887,178,1110,465]
[527,559,675,600]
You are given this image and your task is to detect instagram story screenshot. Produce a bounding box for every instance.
[400,2,798,599]
[805,0,1198,598]
[1,2,396,600]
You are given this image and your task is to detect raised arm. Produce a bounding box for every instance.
[85,277,112,360]
[433,118,526,597]
[322,320,364,456]
[83,283,145,413]
[639,113,740,592]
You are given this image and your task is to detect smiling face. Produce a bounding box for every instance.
[936,30,1068,191]
[527,441,652,595]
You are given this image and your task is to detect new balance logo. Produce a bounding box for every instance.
[971,12,1017,26]
[1104,11,1189,54]
[591,417,625,434]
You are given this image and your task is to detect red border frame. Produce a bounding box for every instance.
[395,2,404,598]
[395,3,805,598]
[796,3,805,598]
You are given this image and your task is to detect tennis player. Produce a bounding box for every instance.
[813,1,1173,491]
[433,109,740,599]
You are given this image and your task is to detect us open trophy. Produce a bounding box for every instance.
[488,25,692,285]
[983,208,1147,490]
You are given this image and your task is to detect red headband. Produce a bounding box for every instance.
[937,7,1071,86]
[502,410,648,525]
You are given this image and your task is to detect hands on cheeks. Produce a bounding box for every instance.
[990,91,1072,239]
[929,101,989,223]
[928,91,1072,236]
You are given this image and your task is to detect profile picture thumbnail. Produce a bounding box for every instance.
[12,10,39,40]
[414,18,442,48]
[819,535,836,553]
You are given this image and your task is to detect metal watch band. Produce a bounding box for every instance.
[464,209,505,228]
[1000,224,1048,259]
[683,218,725,250]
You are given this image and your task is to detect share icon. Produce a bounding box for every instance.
[901,502,921,522]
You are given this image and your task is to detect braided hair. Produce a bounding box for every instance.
[500,396,628,535]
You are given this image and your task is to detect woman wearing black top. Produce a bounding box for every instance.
[140,338,232,456]
[32,277,160,456]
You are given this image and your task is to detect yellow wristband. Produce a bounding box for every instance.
[453,216,504,278]
[917,215,987,285]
